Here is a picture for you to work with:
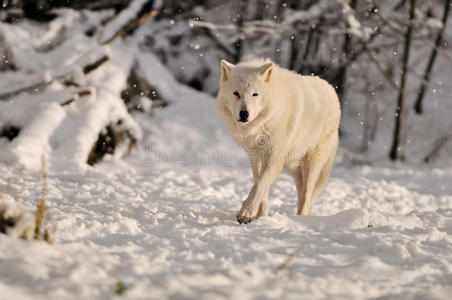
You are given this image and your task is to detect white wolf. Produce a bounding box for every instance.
[216,59,340,224]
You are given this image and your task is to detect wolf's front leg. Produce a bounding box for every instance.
[236,185,262,224]
[237,151,284,224]
[252,157,269,218]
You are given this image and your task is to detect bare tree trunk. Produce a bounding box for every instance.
[299,27,314,74]
[288,1,302,71]
[423,129,452,163]
[361,77,379,153]
[334,33,352,99]
[394,0,408,10]
[389,0,416,161]
[414,0,451,114]
[273,0,288,65]
[335,0,357,102]
[313,22,322,56]
[254,0,265,20]
[289,29,299,70]
[234,0,248,62]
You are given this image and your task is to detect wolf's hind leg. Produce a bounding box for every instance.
[294,134,337,216]
[311,134,338,201]
[312,146,336,200]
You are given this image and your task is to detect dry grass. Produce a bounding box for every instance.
[34,156,49,241]
[274,246,303,278]
[0,155,52,243]
[34,155,52,242]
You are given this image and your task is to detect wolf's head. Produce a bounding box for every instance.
[217,60,274,126]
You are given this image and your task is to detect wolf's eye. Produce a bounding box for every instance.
[233,91,240,98]
[252,93,258,97]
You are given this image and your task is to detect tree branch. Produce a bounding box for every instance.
[414,0,451,114]
[60,90,92,107]
[423,129,452,163]
[102,9,159,45]
[0,55,108,100]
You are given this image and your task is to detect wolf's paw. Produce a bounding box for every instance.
[236,208,257,224]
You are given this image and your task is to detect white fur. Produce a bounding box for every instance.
[217,59,341,223]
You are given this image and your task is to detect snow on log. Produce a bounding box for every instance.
[0,90,67,169]
[0,11,146,169]
[0,46,110,100]
[100,0,157,45]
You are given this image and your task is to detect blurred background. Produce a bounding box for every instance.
[1,0,451,167]
[1,3,452,298]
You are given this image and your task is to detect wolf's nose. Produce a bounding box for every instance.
[239,110,249,122]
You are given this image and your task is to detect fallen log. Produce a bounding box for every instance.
[0,55,109,100]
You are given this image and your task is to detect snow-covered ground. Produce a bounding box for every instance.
[1,7,452,300]
[1,58,452,299]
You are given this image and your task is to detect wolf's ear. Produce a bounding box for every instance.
[258,63,274,82]
[221,60,234,82]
